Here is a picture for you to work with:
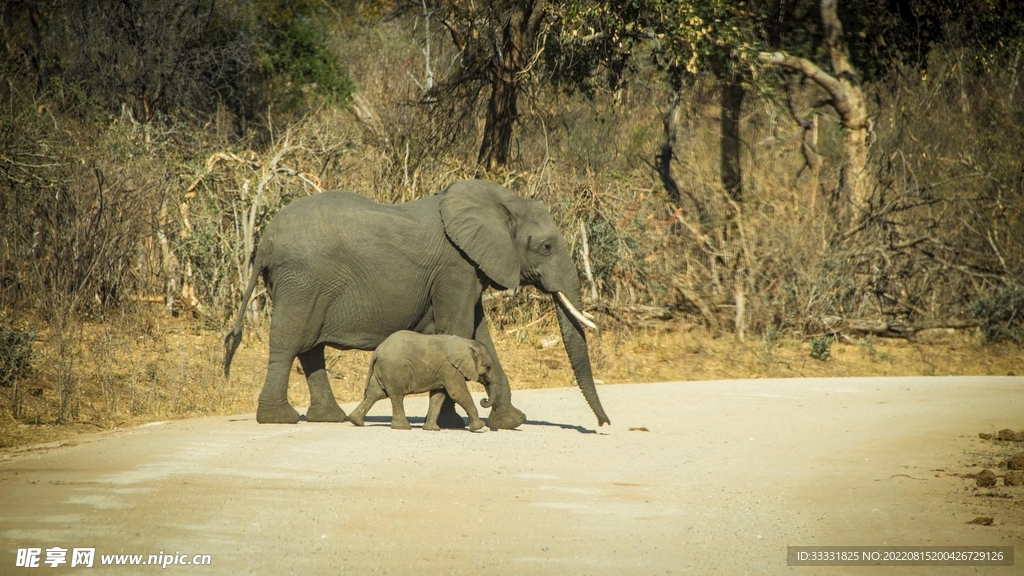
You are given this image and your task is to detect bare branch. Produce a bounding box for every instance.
[759,52,842,98]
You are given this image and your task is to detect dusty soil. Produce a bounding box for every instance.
[1,376,1022,574]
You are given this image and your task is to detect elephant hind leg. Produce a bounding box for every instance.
[299,345,346,423]
[435,394,467,429]
[348,370,386,427]
[257,351,301,424]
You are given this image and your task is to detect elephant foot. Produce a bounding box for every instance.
[256,403,301,424]
[422,422,441,432]
[306,403,347,423]
[468,419,485,432]
[391,418,412,430]
[486,404,526,430]
[346,412,365,426]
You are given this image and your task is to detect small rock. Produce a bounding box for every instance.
[976,469,998,487]
[979,433,992,440]
[968,516,994,526]
[997,429,1021,441]
[1006,454,1024,471]
[1004,470,1024,487]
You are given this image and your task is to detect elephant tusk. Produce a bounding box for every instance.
[556,291,598,330]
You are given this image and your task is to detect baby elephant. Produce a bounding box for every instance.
[346,331,493,431]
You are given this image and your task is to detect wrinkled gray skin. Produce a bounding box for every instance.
[223,179,610,429]
[346,331,492,431]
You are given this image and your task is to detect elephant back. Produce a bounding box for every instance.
[262,191,445,266]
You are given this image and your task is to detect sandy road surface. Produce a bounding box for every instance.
[1,376,1022,574]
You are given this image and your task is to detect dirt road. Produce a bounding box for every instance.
[2,376,1022,574]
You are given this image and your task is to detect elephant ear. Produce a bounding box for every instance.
[445,336,480,382]
[439,180,521,290]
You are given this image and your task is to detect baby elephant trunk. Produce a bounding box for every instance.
[478,372,494,408]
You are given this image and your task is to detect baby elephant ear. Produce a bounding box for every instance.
[439,180,521,290]
[445,336,480,382]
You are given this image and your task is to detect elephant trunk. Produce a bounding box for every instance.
[553,293,610,426]
[478,372,495,408]
[480,370,523,428]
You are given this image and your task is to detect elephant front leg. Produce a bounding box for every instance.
[389,394,412,430]
[445,380,485,432]
[257,351,301,424]
[299,345,347,423]
[473,313,526,430]
[434,393,469,429]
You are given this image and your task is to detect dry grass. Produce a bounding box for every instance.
[2,305,1020,451]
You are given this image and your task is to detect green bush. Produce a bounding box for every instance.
[971,288,1024,345]
[263,15,355,106]
[0,0,354,128]
[1,327,36,417]
[810,335,832,361]
[0,327,34,388]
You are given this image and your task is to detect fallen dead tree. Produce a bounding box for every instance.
[596,304,675,328]
[818,316,981,340]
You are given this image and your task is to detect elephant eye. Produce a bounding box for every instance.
[539,242,552,255]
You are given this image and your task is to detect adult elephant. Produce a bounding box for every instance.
[223,180,610,429]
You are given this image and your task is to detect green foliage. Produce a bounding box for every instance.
[582,209,649,300]
[544,1,638,94]
[971,288,1024,345]
[562,0,762,89]
[0,0,257,120]
[0,328,35,389]
[854,0,1024,75]
[0,326,36,418]
[810,335,832,361]
[562,0,1024,95]
[0,0,355,128]
[758,326,783,367]
[257,0,356,108]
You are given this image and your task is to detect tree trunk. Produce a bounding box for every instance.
[819,0,872,224]
[479,71,519,172]
[758,0,873,228]
[477,1,546,172]
[720,73,745,201]
[655,92,682,205]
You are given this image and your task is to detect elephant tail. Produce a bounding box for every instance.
[223,249,263,378]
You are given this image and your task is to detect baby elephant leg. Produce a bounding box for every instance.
[445,378,484,432]
[388,388,412,430]
[347,369,386,427]
[423,390,447,432]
